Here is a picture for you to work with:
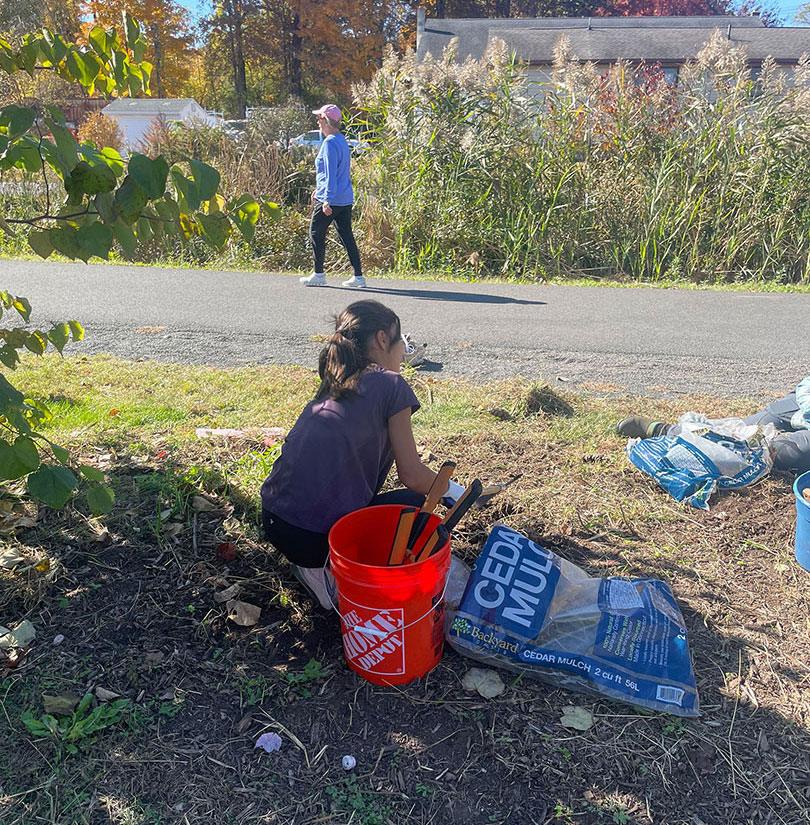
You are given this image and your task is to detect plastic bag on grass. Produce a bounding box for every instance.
[446,525,699,717]
[627,414,776,510]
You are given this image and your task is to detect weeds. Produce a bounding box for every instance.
[325,776,390,825]
[21,693,131,757]
[353,36,810,285]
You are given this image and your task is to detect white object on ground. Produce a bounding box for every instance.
[52,634,65,646]
[341,754,357,771]
[341,276,367,289]
[300,273,326,287]
[255,732,283,753]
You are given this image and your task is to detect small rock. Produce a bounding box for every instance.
[52,634,65,646]
[341,754,356,771]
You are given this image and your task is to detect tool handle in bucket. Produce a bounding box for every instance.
[414,479,483,563]
[408,460,456,550]
[388,507,417,566]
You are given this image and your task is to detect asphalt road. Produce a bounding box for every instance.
[3,259,808,398]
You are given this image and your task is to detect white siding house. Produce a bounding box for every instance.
[416,14,810,90]
[101,98,222,153]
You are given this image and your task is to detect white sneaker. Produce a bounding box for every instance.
[404,342,428,368]
[341,275,366,288]
[291,565,335,610]
[300,273,326,287]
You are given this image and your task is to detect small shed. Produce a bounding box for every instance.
[101,98,221,152]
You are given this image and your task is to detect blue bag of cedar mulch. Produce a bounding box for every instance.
[626,415,774,510]
[446,525,699,717]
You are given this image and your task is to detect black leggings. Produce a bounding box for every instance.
[309,201,362,277]
[263,489,424,568]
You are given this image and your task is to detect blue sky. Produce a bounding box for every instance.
[177,1,806,25]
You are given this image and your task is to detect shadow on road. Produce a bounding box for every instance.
[335,285,546,306]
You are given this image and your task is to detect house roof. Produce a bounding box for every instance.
[498,26,810,64]
[101,98,205,118]
[415,15,810,64]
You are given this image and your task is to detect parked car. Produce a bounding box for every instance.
[289,131,369,153]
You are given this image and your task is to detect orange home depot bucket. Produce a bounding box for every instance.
[328,504,451,686]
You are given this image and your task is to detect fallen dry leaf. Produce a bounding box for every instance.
[216,542,237,562]
[560,705,594,731]
[0,548,26,570]
[43,693,80,715]
[213,583,242,603]
[802,489,810,503]
[192,495,218,512]
[0,620,36,649]
[461,667,505,699]
[95,687,121,702]
[226,599,261,627]
[162,522,183,538]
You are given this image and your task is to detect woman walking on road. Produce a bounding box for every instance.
[300,104,365,289]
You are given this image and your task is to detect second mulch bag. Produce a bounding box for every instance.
[446,525,699,717]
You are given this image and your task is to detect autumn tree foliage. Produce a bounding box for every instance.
[82,0,196,97]
[411,0,734,18]
[0,0,82,38]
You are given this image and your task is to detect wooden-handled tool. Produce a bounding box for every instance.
[413,479,484,563]
[388,507,417,566]
[406,460,456,551]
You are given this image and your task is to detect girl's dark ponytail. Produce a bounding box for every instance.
[316,301,401,400]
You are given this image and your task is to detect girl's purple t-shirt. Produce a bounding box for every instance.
[261,367,420,534]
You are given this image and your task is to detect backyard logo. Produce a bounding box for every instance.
[341,606,405,676]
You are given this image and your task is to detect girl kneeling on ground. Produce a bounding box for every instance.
[260,300,462,608]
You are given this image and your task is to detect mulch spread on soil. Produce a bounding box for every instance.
[1,433,809,825]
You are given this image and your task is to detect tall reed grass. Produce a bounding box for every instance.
[352,33,810,284]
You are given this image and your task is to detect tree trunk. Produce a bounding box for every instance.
[225,0,248,118]
[289,11,303,98]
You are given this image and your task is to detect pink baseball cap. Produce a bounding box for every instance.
[312,103,342,122]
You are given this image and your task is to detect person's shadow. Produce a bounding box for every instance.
[324,284,546,306]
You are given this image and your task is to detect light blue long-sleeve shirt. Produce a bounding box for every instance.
[314,133,353,206]
[791,375,810,430]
